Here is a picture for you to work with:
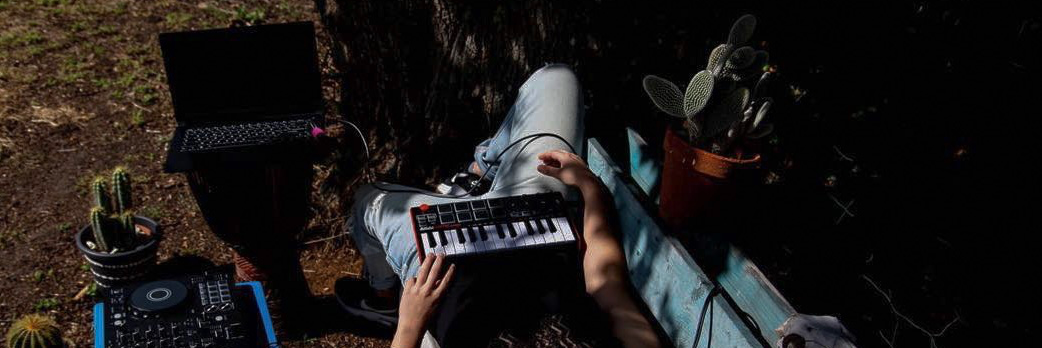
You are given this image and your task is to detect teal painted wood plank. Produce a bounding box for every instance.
[716,247,797,344]
[620,129,798,344]
[587,138,763,348]
[626,128,661,202]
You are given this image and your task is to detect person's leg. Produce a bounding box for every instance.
[350,63,584,288]
[480,63,585,197]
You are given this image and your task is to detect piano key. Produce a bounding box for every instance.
[426,232,437,249]
[512,222,529,246]
[546,218,558,232]
[421,233,433,255]
[529,221,547,244]
[433,238,443,255]
[541,221,560,243]
[455,228,466,243]
[554,217,575,241]
[487,225,504,249]
[523,220,536,236]
[438,231,448,246]
[535,219,547,234]
[506,223,518,238]
[478,225,489,241]
[442,231,456,254]
[445,231,459,254]
[467,228,478,243]
[494,224,506,239]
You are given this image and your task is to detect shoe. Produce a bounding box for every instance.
[435,171,489,196]
[334,277,399,328]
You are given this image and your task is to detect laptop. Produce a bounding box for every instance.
[159,22,323,171]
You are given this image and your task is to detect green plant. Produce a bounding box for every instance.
[87,167,141,252]
[32,298,60,311]
[4,314,64,348]
[643,14,775,156]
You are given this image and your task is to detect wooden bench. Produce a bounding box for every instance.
[587,131,797,348]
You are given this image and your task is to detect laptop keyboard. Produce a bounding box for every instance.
[180,119,313,153]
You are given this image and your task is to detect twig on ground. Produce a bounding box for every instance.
[863,275,960,348]
[302,232,349,245]
[828,194,855,224]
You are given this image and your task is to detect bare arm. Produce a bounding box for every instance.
[537,151,662,348]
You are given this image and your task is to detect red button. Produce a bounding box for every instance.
[419,204,430,212]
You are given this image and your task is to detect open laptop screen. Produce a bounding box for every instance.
[159,22,322,123]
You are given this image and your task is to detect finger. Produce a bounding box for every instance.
[538,151,568,164]
[425,252,445,288]
[416,253,435,285]
[537,164,561,178]
[433,264,456,297]
[405,276,417,290]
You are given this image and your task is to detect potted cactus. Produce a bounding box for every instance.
[643,14,775,229]
[4,314,66,348]
[74,167,161,287]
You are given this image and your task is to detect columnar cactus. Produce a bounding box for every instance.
[86,166,142,253]
[643,14,776,157]
[112,167,132,214]
[91,177,112,214]
[5,314,65,348]
[90,207,114,252]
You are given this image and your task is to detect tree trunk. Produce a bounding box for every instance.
[315,0,591,184]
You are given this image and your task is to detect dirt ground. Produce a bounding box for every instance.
[0,0,386,346]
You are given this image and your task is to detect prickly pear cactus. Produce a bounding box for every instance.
[642,14,775,156]
[112,167,132,214]
[91,177,112,214]
[5,314,65,348]
[90,207,114,252]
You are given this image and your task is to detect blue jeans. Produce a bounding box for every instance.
[350,64,584,290]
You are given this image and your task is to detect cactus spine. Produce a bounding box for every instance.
[112,167,132,214]
[643,14,776,157]
[5,314,65,348]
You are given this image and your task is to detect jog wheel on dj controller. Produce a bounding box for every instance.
[130,280,188,313]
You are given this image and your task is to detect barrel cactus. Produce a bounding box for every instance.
[4,314,65,348]
[643,14,775,157]
[86,167,142,253]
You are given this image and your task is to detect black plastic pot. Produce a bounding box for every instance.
[75,216,161,288]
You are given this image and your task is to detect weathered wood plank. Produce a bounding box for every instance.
[587,138,763,348]
[619,130,798,344]
[626,128,661,202]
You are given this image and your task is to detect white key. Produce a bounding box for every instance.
[433,235,444,255]
[491,225,505,250]
[479,226,496,252]
[555,217,575,241]
[445,231,459,254]
[421,233,433,256]
[455,229,469,254]
[527,220,546,245]
[512,222,530,246]
[541,220,560,243]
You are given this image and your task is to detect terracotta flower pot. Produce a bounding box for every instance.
[659,128,761,231]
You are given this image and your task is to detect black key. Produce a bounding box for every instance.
[506,223,518,238]
[496,224,507,239]
[438,231,448,245]
[455,229,466,243]
[454,202,470,211]
[546,218,558,232]
[478,225,489,241]
[426,232,437,247]
[524,220,536,235]
[535,219,546,234]
[467,227,478,242]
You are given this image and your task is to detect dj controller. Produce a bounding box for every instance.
[93,269,278,348]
